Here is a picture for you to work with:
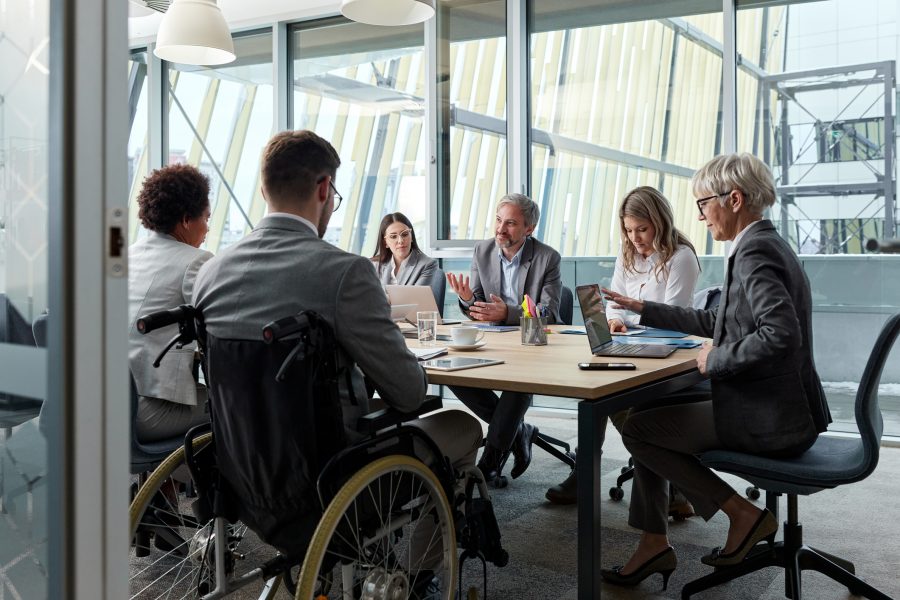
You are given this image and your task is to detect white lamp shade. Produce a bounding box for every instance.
[154,0,235,66]
[340,0,435,26]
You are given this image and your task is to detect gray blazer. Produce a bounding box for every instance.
[372,248,441,303]
[128,232,213,405]
[193,215,427,441]
[460,237,562,325]
[641,220,831,455]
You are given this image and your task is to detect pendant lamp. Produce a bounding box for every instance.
[340,0,435,26]
[154,0,235,66]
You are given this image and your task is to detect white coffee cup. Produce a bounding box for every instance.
[450,326,485,346]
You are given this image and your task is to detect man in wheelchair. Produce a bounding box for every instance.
[179,129,489,598]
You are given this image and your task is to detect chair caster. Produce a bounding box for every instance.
[491,475,508,488]
[609,486,624,501]
[746,486,760,500]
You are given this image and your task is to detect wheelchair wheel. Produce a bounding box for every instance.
[129,433,278,600]
[296,455,457,600]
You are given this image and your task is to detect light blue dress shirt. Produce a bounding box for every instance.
[498,244,525,306]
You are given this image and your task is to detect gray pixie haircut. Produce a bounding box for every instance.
[691,153,776,216]
[497,193,540,228]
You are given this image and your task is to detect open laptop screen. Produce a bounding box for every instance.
[576,284,613,352]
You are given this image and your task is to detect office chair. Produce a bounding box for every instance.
[129,374,191,475]
[558,284,574,327]
[682,313,900,600]
[433,267,447,317]
[32,312,48,348]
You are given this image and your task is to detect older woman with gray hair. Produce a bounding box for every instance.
[599,153,831,589]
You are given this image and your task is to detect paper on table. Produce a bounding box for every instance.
[409,347,448,361]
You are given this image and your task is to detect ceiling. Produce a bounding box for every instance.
[128,0,341,44]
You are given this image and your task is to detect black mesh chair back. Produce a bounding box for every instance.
[433,267,447,316]
[559,285,574,325]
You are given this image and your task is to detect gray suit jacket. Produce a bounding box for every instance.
[193,215,427,441]
[641,220,830,455]
[460,237,562,325]
[372,248,441,304]
[128,232,213,405]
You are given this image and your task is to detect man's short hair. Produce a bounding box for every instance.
[261,130,341,205]
[497,193,540,228]
[691,153,776,216]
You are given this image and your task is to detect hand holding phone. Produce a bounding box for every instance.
[578,362,636,371]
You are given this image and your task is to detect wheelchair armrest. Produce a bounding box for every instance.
[356,395,443,435]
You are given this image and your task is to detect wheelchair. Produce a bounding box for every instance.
[129,305,507,600]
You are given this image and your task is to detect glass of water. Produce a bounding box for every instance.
[417,311,439,346]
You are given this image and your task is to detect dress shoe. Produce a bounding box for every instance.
[668,488,695,520]
[545,468,577,504]
[477,443,507,482]
[600,546,677,590]
[701,508,777,567]
[510,422,538,479]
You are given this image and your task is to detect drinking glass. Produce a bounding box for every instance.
[417,311,439,346]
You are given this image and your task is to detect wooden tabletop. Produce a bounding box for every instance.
[406,325,702,400]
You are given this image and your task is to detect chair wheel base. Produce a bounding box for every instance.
[490,475,508,488]
[746,486,760,500]
[609,486,624,501]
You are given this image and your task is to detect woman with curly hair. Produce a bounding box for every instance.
[128,163,213,442]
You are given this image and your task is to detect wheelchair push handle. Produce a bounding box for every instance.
[262,314,312,344]
[137,304,196,334]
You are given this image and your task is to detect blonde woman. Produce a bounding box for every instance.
[606,186,701,333]
[545,186,700,506]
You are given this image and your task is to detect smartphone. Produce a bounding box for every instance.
[578,362,636,370]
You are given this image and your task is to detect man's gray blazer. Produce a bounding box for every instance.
[460,237,562,325]
[193,215,427,440]
[641,220,830,455]
[129,232,213,405]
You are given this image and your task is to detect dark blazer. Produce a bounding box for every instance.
[193,215,427,441]
[460,236,562,325]
[641,220,831,455]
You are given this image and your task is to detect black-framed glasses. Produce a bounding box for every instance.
[317,175,343,213]
[696,192,729,216]
[329,180,343,213]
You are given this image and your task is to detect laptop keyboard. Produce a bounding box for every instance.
[609,343,653,355]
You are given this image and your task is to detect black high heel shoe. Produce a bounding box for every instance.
[600,547,677,590]
[701,508,778,567]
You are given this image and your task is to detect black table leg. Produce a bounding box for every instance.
[577,399,608,600]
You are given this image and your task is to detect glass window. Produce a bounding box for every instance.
[165,30,274,254]
[291,18,426,255]
[127,51,149,242]
[530,3,725,257]
[736,0,900,436]
[436,0,507,242]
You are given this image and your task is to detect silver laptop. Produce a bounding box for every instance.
[576,284,676,358]
[386,285,457,325]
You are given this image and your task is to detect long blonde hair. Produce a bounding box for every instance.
[618,186,699,281]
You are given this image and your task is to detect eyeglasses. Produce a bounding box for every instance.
[385,229,413,242]
[696,192,730,216]
[329,180,342,213]
[317,175,342,212]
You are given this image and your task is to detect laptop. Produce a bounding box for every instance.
[386,285,460,325]
[576,284,676,358]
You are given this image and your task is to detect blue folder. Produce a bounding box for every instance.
[629,328,689,338]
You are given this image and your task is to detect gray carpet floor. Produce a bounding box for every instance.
[180,408,900,599]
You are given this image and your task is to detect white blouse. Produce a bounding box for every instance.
[605,244,701,326]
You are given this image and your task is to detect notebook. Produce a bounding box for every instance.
[576,284,676,358]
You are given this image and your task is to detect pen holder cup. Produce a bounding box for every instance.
[520,316,548,346]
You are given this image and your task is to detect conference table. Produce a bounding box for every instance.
[407,324,705,600]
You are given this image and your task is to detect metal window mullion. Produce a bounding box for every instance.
[274,21,290,132]
[722,0,737,154]
[147,42,165,172]
[507,0,528,200]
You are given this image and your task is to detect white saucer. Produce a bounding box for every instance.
[447,341,486,351]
